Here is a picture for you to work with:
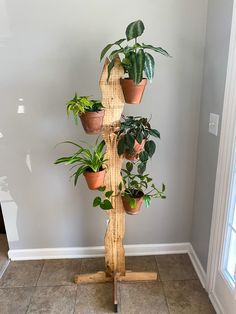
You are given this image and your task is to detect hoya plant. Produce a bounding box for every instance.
[100,20,170,84]
[66,93,103,124]
[119,161,166,208]
[116,115,160,174]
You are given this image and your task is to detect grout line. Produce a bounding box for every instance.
[35,260,45,287]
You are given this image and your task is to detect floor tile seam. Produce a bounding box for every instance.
[72,285,79,314]
[154,255,162,282]
[35,260,45,287]
[0,283,78,289]
[24,286,37,314]
[160,279,171,314]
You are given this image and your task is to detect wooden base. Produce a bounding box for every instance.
[74,271,158,284]
[74,271,158,312]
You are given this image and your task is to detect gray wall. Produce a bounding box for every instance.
[0,0,208,250]
[191,0,234,271]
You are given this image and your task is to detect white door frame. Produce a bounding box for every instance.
[206,0,236,310]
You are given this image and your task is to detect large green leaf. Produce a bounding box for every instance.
[144,52,155,81]
[100,199,113,210]
[100,39,126,61]
[129,50,145,85]
[125,133,135,148]
[139,151,149,162]
[117,137,126,155]
[105,190,113,198]
[144,140,156,158]
[149,129,160,138]
[138,162,146,174]
[136,49,145,84]
[142,44,170,57]
[93,197,101,207]
[126,161,133,172]
[126,20,145,41]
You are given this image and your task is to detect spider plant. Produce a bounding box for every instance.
[54,138,106,187]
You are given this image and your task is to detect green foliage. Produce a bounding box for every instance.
[116,115,160,174]
[93,186,113,210]
[120,162,166,208]
[54,138,106,186]
[66,93,104,124]
[100,19,171,84]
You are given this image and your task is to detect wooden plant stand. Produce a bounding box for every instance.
[74,58,158,312]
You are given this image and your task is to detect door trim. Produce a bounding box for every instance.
[206,0,236,297]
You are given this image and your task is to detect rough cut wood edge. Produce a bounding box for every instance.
[100,57,126,276]
[74,271,158,284]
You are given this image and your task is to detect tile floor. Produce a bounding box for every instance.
[0,254,216,314]
[0,234,9,278]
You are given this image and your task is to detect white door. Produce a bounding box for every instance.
[207,1,236,313]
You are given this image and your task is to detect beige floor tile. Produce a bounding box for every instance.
[163,280,215,314]
[156,254,198,281]
[27,285,76,314]
[0,287,33,314]
[80,257,105,274]
[75,283,113,313]
[120,281,169,314]
[126,255,158,273]
[37,258,81,286]
[0,235,9,277]
[0,260,44,287]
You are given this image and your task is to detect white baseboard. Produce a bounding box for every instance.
[209,292,224,314]
[188,244,207,288]
[8,242,190,261]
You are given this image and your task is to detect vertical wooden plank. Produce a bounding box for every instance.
[100,58,126,276]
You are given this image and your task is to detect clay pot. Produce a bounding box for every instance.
[83,169,105,190]
[120,78,147,104]
[80,110,104,134]
[122,192,144,215]
[124,139,146,160]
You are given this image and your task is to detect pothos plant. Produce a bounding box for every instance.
[93,186,113,210]
[100,20,170,84]
[119,162,166,208]
[116,115,160,174]
[66,93,104,124]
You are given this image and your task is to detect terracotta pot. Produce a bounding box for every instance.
[83,169,105,190]
[80,110,104,134]
[124,139,146,160]
[122,193,144,215]
[120,78,147,104]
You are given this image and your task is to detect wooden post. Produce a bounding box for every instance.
[74,58,158,312]
[100,57,125,277]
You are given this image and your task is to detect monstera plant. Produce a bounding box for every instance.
[100,20,170,104]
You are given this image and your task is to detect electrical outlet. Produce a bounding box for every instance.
[209,113,219,136]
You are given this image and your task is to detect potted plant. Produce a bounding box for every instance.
[116,115,160,174]
[54,138,107,190]
[119,162,166,215]
[66,93,104,134]
[100,20,170,104]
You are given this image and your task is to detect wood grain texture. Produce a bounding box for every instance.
[74,271,158,284]
[100,58,126,276]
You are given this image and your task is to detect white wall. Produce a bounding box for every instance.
[0,0,208,250]
[191,0,234,271]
